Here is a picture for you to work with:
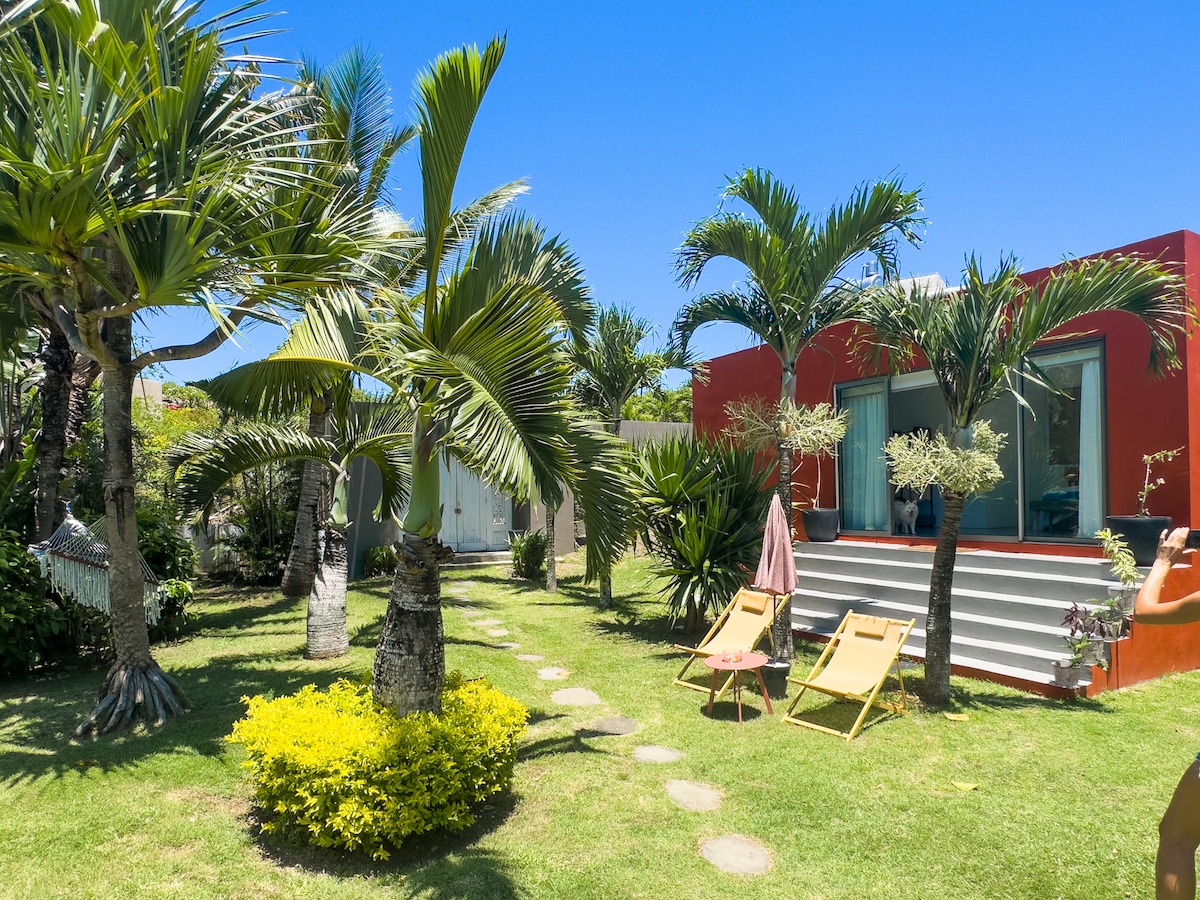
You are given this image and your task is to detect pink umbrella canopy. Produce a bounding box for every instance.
[754,493,797,596]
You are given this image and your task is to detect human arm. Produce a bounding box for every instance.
[1133,527,1200,625]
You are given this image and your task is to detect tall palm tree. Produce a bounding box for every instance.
[572,305,699,607]
[673,169,924,659]
[0,0,394,733]
[858,254,1187,707]
[368,37,634,716]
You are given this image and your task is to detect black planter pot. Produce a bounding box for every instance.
[801,508,840,543]
[1104,515,1170,567]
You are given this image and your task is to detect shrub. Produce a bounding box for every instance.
[635,436,772,627]
[149,578,195,643]
[137,504,198,581]
[508,529,547,579]
[361,544,398,577]
[228,675,528,860]
[0,529,54,673]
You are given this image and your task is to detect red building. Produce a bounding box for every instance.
[692,230,1200,694]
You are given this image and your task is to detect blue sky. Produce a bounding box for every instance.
[151,1,1200,385]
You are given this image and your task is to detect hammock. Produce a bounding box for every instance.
[29,511,162,625]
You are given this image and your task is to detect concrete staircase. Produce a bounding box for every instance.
[790,540,1126,689]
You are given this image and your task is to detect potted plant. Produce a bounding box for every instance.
[1058,528,1137,681]
[723,397,850,542]
[1106,447,1181,566]
[1052,633,1100,688]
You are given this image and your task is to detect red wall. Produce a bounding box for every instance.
[692,230,1200,542]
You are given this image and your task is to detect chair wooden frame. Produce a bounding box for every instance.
[782,612,916,741]
[673,588,788,702]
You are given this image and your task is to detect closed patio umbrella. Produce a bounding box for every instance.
[754,492,797,667]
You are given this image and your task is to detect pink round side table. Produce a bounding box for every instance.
[702,650,773,723]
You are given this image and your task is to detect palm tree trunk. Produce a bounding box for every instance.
[281,397,329,598]
[35,327,73,541]
[770,439,796,664]
[598,571,613,610]
[305,524,349,659]
[922,489,966,708]
[58,354,100,528]
[545,504,557,593]
[76,316,188,735]
[373,531,455,715]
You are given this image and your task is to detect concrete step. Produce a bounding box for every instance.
[444,550,511,569]
[799,540,1116,580]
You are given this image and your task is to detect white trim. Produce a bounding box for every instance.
[890,368,938,391]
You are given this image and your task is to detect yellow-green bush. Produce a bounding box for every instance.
[228,675,527,859]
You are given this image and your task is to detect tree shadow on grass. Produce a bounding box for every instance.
[0,648,361,786]
[251,793,523,899]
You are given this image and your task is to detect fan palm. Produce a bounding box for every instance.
[0,0,396,733]
[673,169,923,659]
[857,254,1187,707]
[367,38,635,716]
[571,305,700,606]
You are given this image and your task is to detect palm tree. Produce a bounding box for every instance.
[673,169,924,660]
[572,305,699,607]
[367,37,634,716]
[857,254,1187,707]
[0,0,394,733]
[174,294,413,659]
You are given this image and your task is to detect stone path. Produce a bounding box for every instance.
[497,642,520,650]
[590,716,637,735]
[698,835,772,875]
[471,618,503,627]
[665,779,722,812]
[633,745,683,764]
[486,628,509,637]
[515,653,544,662]
[537,667,569,680]
[551,687,602,706]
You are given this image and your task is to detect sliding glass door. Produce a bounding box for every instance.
[838,380,888,531]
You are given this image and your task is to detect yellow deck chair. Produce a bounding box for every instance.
[782,612,916,741]
[673,588,787,701]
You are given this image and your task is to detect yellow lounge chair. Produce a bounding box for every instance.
[782,611,916,741]
[673,588,787,701]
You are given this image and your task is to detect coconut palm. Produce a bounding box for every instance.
[673,169,924,659]
[571,305,700,607]
[367,37,634,716]
[0,0,395,733]
[857,254,1187,707]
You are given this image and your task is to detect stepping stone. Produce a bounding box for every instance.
[456,581,477,591]
[665,779,722,812]
[552,687,601,706]
[487,628,510,637]
[497,642,520,649]
[515,654,544,662]
[698,834,772,875]
[537,667,569,680]
[633,745,683,764]
[590,716,637,735]
[471,618,503,627]
[460,609,483,618]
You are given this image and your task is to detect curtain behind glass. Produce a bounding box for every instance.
[840,383,887,530]
[1077,358,1102,536]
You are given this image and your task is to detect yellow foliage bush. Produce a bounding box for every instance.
[228,675,527,859]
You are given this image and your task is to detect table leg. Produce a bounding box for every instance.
[706,667,719,715]
[753,667,773,715]
[735,674,743,724]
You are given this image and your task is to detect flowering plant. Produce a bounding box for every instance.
[1136,447,1182,516]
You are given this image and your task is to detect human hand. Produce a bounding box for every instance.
[1157,527,1191,566]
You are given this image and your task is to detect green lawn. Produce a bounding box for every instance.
[1,553,1196,899]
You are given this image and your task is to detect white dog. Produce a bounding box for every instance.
[894,499,919,535]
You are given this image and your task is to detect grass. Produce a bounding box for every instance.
[1,552,1197,899]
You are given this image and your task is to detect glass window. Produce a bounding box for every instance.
[838,381,888,531]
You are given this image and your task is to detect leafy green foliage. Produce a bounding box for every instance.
[0,529,52,673]
[136,504,197,582]
[635,437,772,621]
[229,675,527,860]
[508,529,548,580]
[884,421,1007,497]
[621,385,692,423]
[217,464,303,585]
[149,579,195,643]
[1136,447,1182,516]
[361,544,398,577]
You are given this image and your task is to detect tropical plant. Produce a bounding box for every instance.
[1135,447,1182,516]
[170,398,412,659]
[362,543,398,577]
[635,436,772,633]
[508,529,548,580]
[674,170,923,659]
[858,254,1187,707]
[571,304,700,607]
[0,0,396,733]
[366,38,635,716]
[621,384,692,423]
